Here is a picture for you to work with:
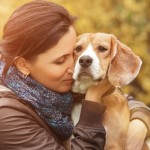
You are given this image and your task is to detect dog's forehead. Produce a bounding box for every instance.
[76,33,93,43]
[76,33,112,45]
[91,33,112,43]
[75,33,113,51]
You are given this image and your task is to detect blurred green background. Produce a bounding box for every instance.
[0,0,150,105]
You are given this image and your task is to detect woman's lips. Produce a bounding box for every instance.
[63,79,74,84]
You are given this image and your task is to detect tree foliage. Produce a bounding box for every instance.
[0,0,150,105]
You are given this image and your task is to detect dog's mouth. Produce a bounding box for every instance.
[74,66,105,82]
[77,72,103,85]
[77,71,92,80]
[78,71,103,82]
[79,72,91,77]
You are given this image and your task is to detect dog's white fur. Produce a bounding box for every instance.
[72,44,102,93]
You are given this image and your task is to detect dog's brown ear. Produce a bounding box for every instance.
[108,35,142,87]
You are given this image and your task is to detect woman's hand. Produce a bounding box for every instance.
[85,78,112,102]
[126,119,148,150]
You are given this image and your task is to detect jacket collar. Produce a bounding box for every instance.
[0,84,12,92]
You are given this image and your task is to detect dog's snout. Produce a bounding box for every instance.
[79,55,93,67]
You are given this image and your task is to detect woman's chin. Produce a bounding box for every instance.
[54,85,72,93]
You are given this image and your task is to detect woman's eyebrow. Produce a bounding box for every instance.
[55,54,69,60]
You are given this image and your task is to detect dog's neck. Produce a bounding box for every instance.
[102,86,116,97]
[72,78,124,98]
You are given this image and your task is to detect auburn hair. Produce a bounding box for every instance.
[0,0,76,76]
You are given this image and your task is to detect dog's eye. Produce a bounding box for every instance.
[97,46,107,52]
[75,46,82,52]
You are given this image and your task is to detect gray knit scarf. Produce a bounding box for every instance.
[0,61,73,139]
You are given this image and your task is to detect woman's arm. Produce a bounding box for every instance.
[126,96,150,150]
[72,79,113,149]
[128,96,150,137]
[71,100,106,150]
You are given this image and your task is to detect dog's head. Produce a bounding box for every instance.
[72,33,142,93]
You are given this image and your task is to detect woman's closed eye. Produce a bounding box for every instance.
[55,57,66,64]
[54,53,74,65]
[55,54,71,65]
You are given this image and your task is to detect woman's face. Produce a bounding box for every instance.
[27,26,77,93]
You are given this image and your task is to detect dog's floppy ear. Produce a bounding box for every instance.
[108,35,142,87]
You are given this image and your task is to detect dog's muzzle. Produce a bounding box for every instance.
[79,55,93,67]
[73,53,103,81]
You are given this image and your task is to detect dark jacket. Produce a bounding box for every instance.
[0,85,106,150]
[0,85,150,149]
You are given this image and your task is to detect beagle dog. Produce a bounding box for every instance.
[72,33,144,150]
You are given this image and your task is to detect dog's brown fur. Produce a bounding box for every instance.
[72,33,146,150]
[101,88,130,149]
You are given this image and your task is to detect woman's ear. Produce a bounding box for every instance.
[14,57,30,76]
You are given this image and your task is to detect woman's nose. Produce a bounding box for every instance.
[67,67,74,75]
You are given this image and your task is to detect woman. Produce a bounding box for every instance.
[0,1,149,149]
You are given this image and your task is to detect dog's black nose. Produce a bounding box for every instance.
[79,55,93,67]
